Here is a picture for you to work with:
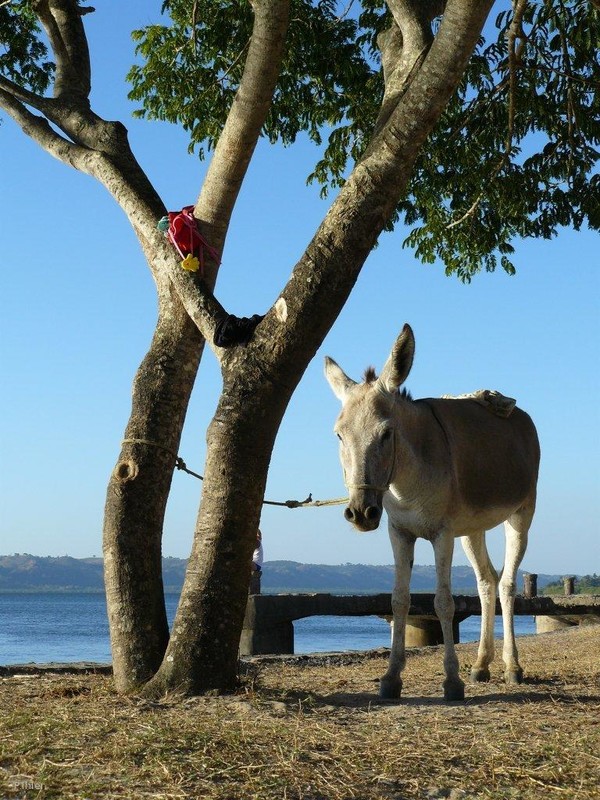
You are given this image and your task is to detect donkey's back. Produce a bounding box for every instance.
[420,397,540,517]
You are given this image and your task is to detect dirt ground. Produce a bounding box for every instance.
[1,625,599,800]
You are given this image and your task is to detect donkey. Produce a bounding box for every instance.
[325,323,540,701]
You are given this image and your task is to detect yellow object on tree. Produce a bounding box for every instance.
[181,254,200,272]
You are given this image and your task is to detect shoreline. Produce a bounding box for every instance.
[0,625,581,677]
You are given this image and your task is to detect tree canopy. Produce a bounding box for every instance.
[3,2,598,280]
[125,0,600,280]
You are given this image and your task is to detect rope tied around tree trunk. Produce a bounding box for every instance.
[121,438,348,508]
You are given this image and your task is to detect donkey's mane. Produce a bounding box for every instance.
[363,366,412,400]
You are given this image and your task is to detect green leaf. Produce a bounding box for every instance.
[0,0,55,93]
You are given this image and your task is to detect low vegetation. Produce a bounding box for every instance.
[1,626,599,799]
[542,574,600,596]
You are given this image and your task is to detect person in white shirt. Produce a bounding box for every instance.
[250,530,263,594]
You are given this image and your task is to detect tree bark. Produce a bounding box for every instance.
[0,0,189,687]
[103,302,203,689]
[143,364,288,695]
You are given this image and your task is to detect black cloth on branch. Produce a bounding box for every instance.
[213,313,264,347]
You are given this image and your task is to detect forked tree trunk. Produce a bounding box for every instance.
[2,0,492,698]
[142,0,495,697]
[101,0,291,692]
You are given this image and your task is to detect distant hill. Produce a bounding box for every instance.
[0,554,105,592]
[0,554,567,595]
[261,560,565,594]
[0,554,189,593]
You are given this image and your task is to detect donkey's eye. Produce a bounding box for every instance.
[381,429,392,443]
[336,432,343,441]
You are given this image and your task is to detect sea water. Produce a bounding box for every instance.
[0,592,536,665]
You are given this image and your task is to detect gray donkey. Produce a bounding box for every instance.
[325,324,540,700]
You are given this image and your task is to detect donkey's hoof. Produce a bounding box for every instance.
[470,667,491,683]
[505,668,523,685]
[379,677,402,700]
[443,679,465,702]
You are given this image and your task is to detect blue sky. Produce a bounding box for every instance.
[1,2,599,576]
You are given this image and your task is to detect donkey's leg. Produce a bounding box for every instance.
[461,531,499,682]
[433,532,464,701]
[380,527,415,699]
[500,506,533,684]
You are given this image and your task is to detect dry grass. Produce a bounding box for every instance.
[1,626,599,799]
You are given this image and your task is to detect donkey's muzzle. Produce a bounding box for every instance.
[344,503,382,532]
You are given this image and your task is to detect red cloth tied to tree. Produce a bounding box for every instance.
[166,205,221,273]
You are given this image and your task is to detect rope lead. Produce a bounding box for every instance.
[121,438,348,509]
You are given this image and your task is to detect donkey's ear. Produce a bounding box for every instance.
[324,357,357,403]
[379,324,415,393]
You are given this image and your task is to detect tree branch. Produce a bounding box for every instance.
[193,0,291,279]
[0,86,93,168]
[253,0,494,366]
[0,74,53,114]
[446,0,528,229]
[0,72,132,167]
[4,0,226,346]
[21,0,291,350]
[21,2,129,157]
[374,0,445,134]
[132,0,293,354]
[386,0,438,58]
[33,0,92,100]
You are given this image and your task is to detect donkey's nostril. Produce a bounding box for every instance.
[365,506,381,522]
[344,507,355,522]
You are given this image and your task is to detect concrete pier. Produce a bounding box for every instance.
[241,592,600,656]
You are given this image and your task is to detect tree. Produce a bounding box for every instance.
[1,0,598,695]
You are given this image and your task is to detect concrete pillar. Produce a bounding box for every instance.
[535,615,576,634]
[405,615,460,647]
[523,573,538,598]
[249,571,261,595]
[563,576,576,596]
[239,619,294,656]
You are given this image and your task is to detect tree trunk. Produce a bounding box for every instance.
[103,302,204,690]
[101,0,291,692]
[143,362,290,696]
[3,0,492,697]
